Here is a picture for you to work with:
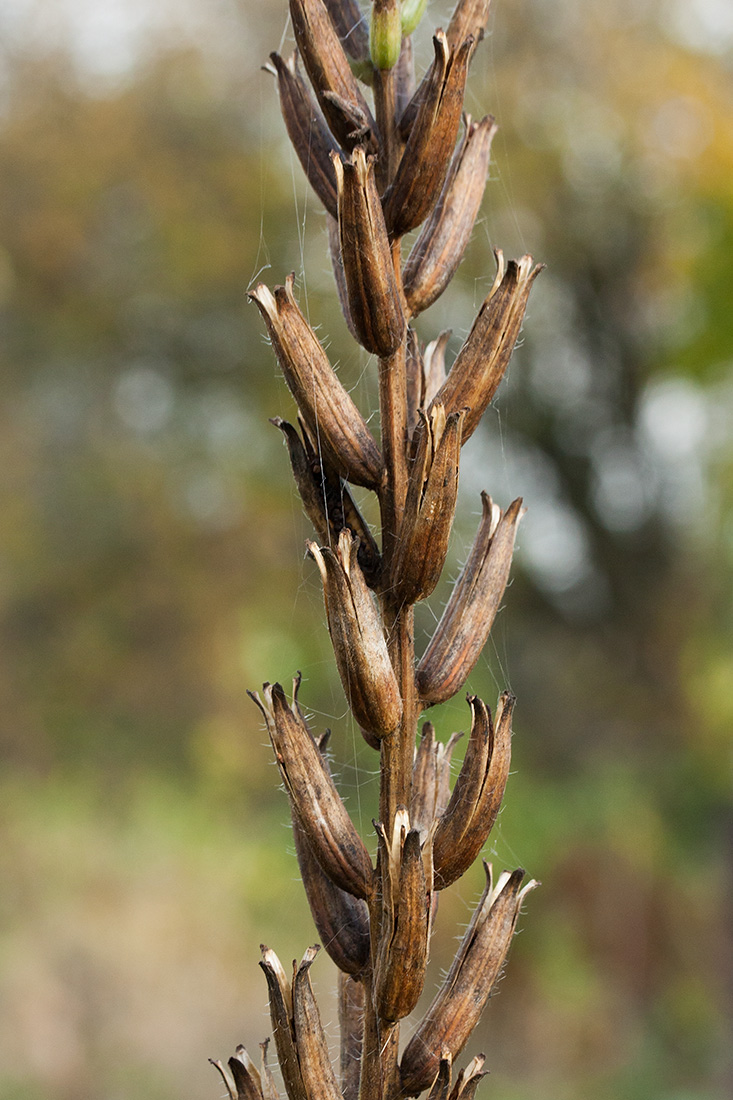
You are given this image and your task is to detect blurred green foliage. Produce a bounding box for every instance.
[0,1,731,1098]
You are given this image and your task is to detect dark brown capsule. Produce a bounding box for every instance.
[426,1055,452,1100]
[290,0,377,151]
[432,692,513,890]
[322,0,369,62]
[249,681,373,899]
[259,946,307,1100]
[417,494,523,707]
[338,973,364,1100]
[292,946,343,1100]
[326,212,359,342]
[400,865,537,1095]
[429,251,543,443]
[269,51,341,219]
[249,275,383,489]
[403,114,496,316]
[210,1048,264,1100]
[383,32,475,238]
[309,530,403,739]
[334,148,406,357]
[391,405,464,606]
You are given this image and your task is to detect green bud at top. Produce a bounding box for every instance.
[370,0,402,70]
[401,0,428,36]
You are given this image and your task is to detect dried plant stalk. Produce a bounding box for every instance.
[215,2,542,1097]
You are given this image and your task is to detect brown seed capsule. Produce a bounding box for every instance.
[403,114,497,316]
[322,0,369,62]
[391,404,464,606]
[210,1047,264,1100]
[400,865,537,1096]
[269,51,341,219]
[259,946,307,1100]
[338,973,364,1100]
[292,946,343,1100]
[426,1054,452,1100]
[374,815,430,1022]
[448,1056,487,1100]
[410,721,463,842]
[432,692,513,889]
[446,0,493,50]
[405,327,423,437]
[383,32,475,239]
[326,212,359,342]
[309,530,403,738]
[430,251,543,443]
[249,681,373,898]
[292,778,371,975]
[272,417,381,587]
[258,1040,279,1100]
[334,148,406,357]
[290,0,377,151]
[249,275,383,489]
[417,494,523,707]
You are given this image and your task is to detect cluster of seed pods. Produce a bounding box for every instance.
[212,2,541,1099]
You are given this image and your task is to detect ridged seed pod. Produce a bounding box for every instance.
[292,946,343,1100]
[400,866,538,1096]
[446,0,493,49]
[259,947,306,1100]
[410,722,463,842]
[249,275,383,489]
[322,0,369,62]
[417,494,523,707]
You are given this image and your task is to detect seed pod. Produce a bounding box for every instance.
[429,251,543,443]
[338,973,364,1100]
[326,213,359,342]
[258,1041,279,1100]
[383,32,475,238]
[290,0,377,151]
[292,764,371,974]
[249,275,383,489]
[446,0,492,50]
[292,946,343,1100]
[323,0,369,62]
[334,148,406,357]
[417,494,523,707]
[210,1046,265,1100]
[370,0,402,70]
[423,330,450,406]
[426,1054,452,1100]
[269,51,340,219]
[410,722,463,842]
[374,818,430,1022]
[272,417,381,587]
[391,405,464,606]
[432,693,513,889]
[259,946,307,1100]
[309,530,403,739]
[448,1056,487,1100]
[400,865,537,1095]
[249,681,373,898]
[403,114,496,316]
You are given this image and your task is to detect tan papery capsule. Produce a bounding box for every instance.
[446,0,493,50]
[403,114,496,316]
[249,275,383,489]
[334,149,406,357]
[338,973,365,1100]
[326,213,359,342]
[392,404,464,605]
[448,1056,487,1100]
[289,0,377,151]
[383,32,475,238]
[259,946,307,1100]
[273,417,381,587]
[308,530,403,738]
[374,817,430,1022]
[417,494,523,707]
[400,865,537,1095]
[249,681,373,898]
[291,743,371,975]
[410,721,463,842]
[269,51,341,219]
[210,1047,264,1100]
[292,947,343,1100]
[322,0,369,62]
[430,251,543,443]
[432,693,513,889]
[258,1040,279,1100]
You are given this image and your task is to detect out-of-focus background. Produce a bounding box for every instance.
[1,0,731,1097]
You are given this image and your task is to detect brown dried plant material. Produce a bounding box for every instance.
[338,973,365,1100]
[249,275,383,489]
[400,866,538,1095]
[334,147,406,356]
[409,721,462,842]
[392,404,464,605]
[446,0,493,50]
[269,51,340,219]
[430,251,543,442]
[417,494,523,707]
[403,114,497,317]
[432,692,513,889]
[383,32,475,238]
[308,531,403,739]
[249,681,373,899]
[292,946,343,1100]
[448,1055,488,1100]
[289,0,377,151]
[259,946,307,1100]
[322,0,369,62]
